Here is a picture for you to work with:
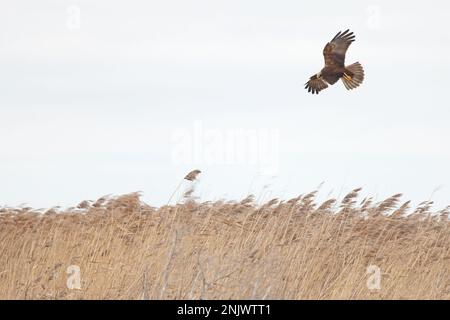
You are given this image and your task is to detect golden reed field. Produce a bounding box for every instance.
[0,179,449,299]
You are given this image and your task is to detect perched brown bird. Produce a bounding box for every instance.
[305,29,364,94]
[184,169,201,181]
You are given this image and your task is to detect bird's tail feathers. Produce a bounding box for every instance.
[342,62,364,90]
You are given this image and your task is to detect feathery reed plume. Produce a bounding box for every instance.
[317,198,336,211]
[300,191,317,211]
[360,197,373,213]
[438,205,450,221]
[183,186,200,205]
[108,192,142,212]
[240,195,255,206]
[376,193,402,215]
[340,187,362,209]
[77,200,91,209]
[265,198,279,207]
[93,195,111,208]
[183,187,195,199]
[287,195,303,205]
[391,200,411,218]
[414,200,434,216]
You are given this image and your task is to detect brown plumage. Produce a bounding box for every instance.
[305,29,364,94]
[184,169,201,181]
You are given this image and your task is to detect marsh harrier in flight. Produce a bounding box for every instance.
[305,29,364,94]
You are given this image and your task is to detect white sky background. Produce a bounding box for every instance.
[1,1,450,209]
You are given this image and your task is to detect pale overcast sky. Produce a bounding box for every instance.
[1,1,449,209]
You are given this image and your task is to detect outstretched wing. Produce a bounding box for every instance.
[305,75,328,94]
[323,29,355,67]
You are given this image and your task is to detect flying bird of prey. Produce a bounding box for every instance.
[305,29,364,94]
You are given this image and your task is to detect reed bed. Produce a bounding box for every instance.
[0,188,449,299]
